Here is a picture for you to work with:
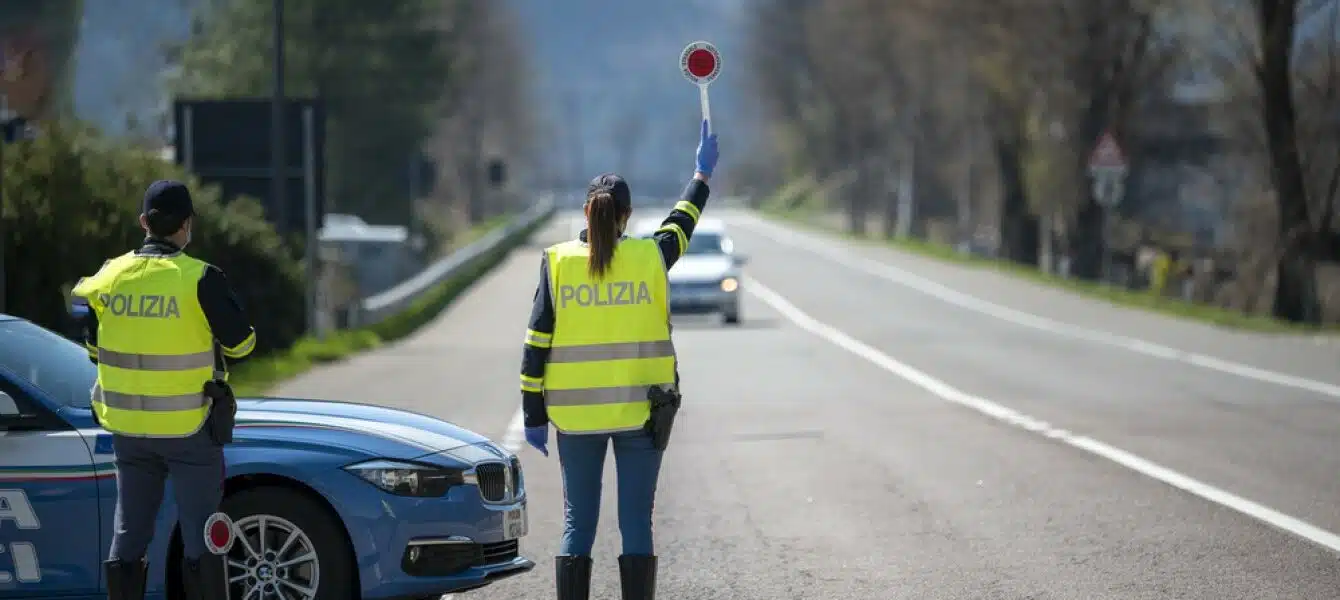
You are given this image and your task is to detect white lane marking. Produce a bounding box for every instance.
[732,215,1340,401]
[501,407,525,453]
[744,275,1340,554]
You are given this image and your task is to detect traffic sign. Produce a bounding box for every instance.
[203,512,236,555]
[680,41,720,85]
[680,41,721,135]
[1088,131,1127,175]
[1092,170,1125,209]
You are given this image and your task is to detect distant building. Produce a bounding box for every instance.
[318,214,423,299]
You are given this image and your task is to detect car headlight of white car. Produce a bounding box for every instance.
[720,277,739,292]
[344,459,466,497]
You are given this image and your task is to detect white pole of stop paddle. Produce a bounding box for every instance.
[698,83,712,135]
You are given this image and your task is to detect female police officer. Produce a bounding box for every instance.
[517,120,719,600]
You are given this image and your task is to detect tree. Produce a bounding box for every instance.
[744,0,1177,273]
[429,0,536,224]
[169,0,535,229]
[1252,0,1340,322]
[2,122,305,351]
[1191,0,1340,322]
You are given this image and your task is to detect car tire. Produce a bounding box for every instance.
[723,307,742,325]
[222,486,356,600]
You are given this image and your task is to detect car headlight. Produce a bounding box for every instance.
[720,277,739,292]
[343,459,464,497]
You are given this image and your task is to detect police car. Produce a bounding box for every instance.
[632,217,746,325]
[0,314,533,600]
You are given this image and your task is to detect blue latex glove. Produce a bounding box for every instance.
[524,425,549,457]
[695,119,719,177]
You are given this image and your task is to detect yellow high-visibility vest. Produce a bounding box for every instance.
[543,238,677,434]
[72,251,218,438]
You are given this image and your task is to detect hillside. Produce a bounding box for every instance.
[63,0,752,197]
[508,0,748,197]
[70,0,199,136]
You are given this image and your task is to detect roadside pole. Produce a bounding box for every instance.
[0,92,8,314]
[1088,130,1129,284]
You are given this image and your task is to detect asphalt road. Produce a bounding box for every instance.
[276,209,1340,599]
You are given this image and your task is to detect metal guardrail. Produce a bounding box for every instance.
[350,196,556,327]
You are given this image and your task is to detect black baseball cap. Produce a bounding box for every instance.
[142,180,194,219]
[587,173,632,211]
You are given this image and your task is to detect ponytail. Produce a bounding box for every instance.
[586,190,626,278]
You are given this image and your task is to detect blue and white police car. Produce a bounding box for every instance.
[0,314,533,600]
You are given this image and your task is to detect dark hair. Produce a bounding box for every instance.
[145,209,187,238]
[586,189,630,278]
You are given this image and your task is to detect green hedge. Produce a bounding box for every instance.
[1,122,306,352]
[229,210,553,396]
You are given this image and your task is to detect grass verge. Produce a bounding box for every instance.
[760,207,1338,335]
[229,212,552,396]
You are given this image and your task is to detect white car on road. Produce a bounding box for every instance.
[632,217,746,325]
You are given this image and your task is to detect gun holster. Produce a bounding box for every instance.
[644,385,681,452]
[202,379,237,446]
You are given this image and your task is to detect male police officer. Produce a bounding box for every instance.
[71,180,257,600]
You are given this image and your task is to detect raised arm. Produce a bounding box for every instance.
[650,120,719,270]
[650,176,711,270]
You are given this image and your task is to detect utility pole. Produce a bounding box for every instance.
[567,91,585,189]
[271,0,287,233]
[302,106,320,338]
[895,93,918,240]
[0,93,8,314]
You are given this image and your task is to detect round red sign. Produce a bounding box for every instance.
[680,41,721,85]
[203,512,235,555]
[686,49,716,79]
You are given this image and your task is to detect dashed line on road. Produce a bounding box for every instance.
[744,274,1340,555]
[733,215,1340,402]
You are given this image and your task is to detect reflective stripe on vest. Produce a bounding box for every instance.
[547,340,676,363]
[543,238,676,434]
[93,383,208,411]
[93,347,215,411]
[97,348,215,371]
[72,251,218,438]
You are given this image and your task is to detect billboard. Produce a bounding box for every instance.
[173,98,327,238]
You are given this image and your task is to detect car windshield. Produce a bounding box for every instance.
[685,233,725,255]
[0,320,96,409]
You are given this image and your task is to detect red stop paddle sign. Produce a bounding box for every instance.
[203,512,236,555]
[680,41,721,85]
[686,49,715,78]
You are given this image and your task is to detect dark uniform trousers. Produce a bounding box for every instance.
[109,429,224,563]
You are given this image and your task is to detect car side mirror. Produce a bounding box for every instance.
[0,391,41,431]
[0,390,18,416]
[732,255,748,266]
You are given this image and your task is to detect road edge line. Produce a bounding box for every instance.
[731,214,1340,401]
[743,274,1340,555]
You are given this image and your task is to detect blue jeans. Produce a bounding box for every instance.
[557,430,663,556]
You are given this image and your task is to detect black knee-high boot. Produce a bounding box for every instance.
[618,554,657,600]
[555,555,593,600]
[103,559,147,600]
[182,554,228,600]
